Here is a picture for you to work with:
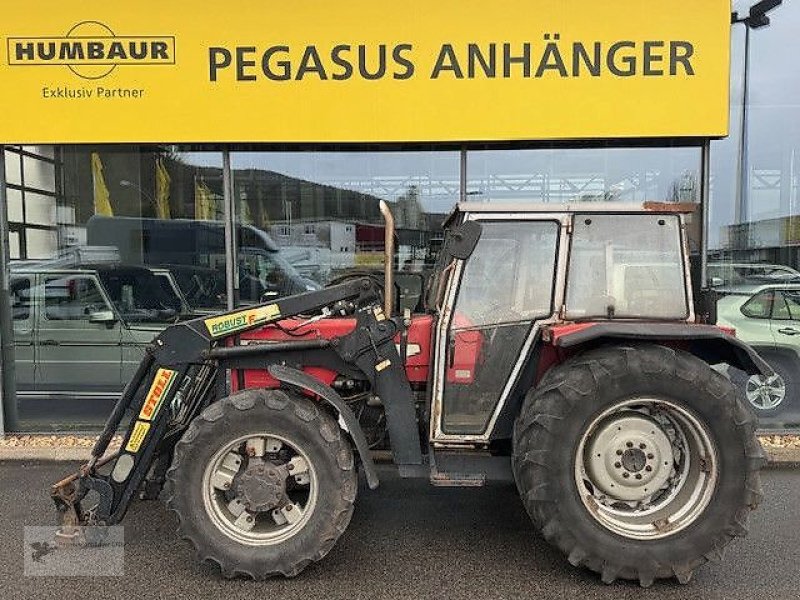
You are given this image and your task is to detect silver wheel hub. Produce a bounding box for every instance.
[586,415,673,502]
[746,373,785,410]
[575,398,718,540]
[202,434,317,546]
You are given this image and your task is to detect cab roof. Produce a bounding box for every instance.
[446,201,695,226]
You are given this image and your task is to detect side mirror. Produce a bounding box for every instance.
[694,288,718,325]
[709,276,724,287]
[89,310,117,327]
[447,221,482,260]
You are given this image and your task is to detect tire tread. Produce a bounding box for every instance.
[511,344,764,587]
[163,388,357,579]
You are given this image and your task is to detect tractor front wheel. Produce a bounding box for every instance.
[164,388,357,579]
[512,344,765,587]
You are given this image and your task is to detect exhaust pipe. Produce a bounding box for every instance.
[379,200,394,316]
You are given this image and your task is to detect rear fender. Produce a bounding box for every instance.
[266,364,379,490]
[544,322,773,378]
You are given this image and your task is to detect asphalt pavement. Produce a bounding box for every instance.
[1,461,799,600]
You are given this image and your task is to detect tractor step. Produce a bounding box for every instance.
[428,448,496,487]
[430,471,486,487]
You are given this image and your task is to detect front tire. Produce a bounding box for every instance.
[512,344,766,586]
[164,388,357,579]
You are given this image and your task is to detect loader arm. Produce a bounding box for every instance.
[51,277,405,528]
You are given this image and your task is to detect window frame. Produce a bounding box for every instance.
[431,212,568,444]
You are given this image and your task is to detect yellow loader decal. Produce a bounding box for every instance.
[203,305,281,337]
[138,368,177,422]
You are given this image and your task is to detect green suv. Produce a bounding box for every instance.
[716,283,800,419]
[11,263,192,403]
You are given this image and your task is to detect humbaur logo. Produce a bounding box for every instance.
[6,20,175,80]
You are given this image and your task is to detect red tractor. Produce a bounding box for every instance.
[53,202,768,586]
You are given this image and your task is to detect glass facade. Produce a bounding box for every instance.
[1,2,799,434]
[707,3,800,430]
[466,146,701,203]
[228,150,460,313]
[6,146,226,431]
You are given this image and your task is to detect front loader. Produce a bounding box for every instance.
[53,201,770,586]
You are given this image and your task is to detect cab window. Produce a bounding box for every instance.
[453,221,559,327]
[441,220,559,435]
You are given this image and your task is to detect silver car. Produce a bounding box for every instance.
[716,283,800,418]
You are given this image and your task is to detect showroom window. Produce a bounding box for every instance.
[3,146,60,259]
[228,150,461,308]
[466,145,701,203]
[3,133,799,433]
[5,146,228,431]
[705,2,800,429]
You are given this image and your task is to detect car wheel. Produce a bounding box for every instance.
[731,353,798,416]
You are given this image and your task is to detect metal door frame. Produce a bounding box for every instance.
[429,211,570,444]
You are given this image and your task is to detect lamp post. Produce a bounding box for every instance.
[731,0,782,238]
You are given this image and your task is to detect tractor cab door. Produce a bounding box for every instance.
[431,217,565,441]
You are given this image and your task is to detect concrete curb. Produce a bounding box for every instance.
[1,443,799,465]
[763,446,800,468]
[0,447,95,461]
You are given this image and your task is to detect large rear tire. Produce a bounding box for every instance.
[512,344,765,587]
[164,388,357,579]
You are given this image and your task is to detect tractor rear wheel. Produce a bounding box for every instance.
[164,388,357,579]
[512,344,765,587]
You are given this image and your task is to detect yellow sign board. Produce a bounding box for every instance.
[0,1,730,144]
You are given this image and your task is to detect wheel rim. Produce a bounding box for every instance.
[574,398,718,540]
[201,433,318,546]
[745,373,786,410]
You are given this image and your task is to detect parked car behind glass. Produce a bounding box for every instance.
[717,283,800,419]
[10,263,193,402]
[708,262,800,287]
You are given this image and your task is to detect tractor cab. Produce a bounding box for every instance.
[428,203,693,440]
